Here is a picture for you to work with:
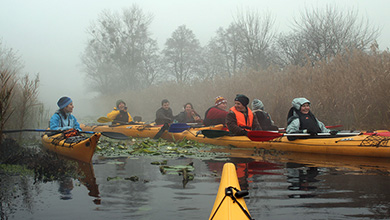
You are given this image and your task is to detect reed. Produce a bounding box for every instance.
[0,69,17,142]
[93,47,390,130]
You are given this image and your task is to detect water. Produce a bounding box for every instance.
[2,148,390,220]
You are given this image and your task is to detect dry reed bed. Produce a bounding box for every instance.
[95,49,390,130]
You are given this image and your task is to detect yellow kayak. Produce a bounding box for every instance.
[162,126,390,158]
[41,132,101,163]
[209,162,252,220]
[82,123,390,158]
[81,124,162,138]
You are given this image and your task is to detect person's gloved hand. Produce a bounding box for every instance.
[307,128,318,135]
[298,129,307,133]
[330,130,338,135]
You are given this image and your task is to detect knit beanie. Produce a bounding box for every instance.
[234,94,249,107]
[215,96,227,106]
[116,99,125,108]
[57,97,72,109]
[252,99,264,110]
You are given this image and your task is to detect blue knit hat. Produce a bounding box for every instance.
[57,97,72,109]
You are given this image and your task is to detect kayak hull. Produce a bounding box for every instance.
[209,162,251,220]
[82,123,390,158]
[41,132,101,163]
[81,124,162,138]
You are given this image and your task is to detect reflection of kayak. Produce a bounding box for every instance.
[209,163,252,220]
[41,132,101,163]
[215,148,390,173]
[77,161,100,204]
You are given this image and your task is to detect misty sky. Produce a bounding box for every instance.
[1,0,389,116]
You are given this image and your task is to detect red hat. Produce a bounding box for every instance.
[215,96,227,106]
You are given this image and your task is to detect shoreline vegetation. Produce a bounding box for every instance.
[95,48,390,131]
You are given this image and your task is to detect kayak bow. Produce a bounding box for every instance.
[209,162,252,220]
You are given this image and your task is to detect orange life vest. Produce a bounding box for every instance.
[230,106,253,130]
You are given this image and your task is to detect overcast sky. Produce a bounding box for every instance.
[1,0,389,116]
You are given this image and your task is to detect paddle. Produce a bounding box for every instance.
[153,123,202,139]
[97,116,145,125]
[278,125,343,132]
[197,130,230,138]
[153,123,170,139]
[97,117,113,123]
[247,130,361,142]
[168,123,191,133]
[2,129,129,140]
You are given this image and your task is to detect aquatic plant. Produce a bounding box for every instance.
[95,136,229,159]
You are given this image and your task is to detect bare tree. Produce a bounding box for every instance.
[234,9,276,71]
[163,25,202,83]
[16,74,40,135]
[0,41,21,142]
[81,5,160,94]
[206,25,244,78]
[0,69,17,141]
[278,5,380,66]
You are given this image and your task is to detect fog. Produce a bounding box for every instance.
[1,0,390,119]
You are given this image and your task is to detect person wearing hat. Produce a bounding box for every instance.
[226,94,261,136]
[49,96,81,131]
[203,96,229,126]
[107,99,133,125]
[155,99,174,125]
[251,99,278,131]
[286,97,330,135]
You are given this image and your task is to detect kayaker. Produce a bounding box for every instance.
[286,97,330,135]
[251,99,278,131]
[175,103,203,124]
[203,96,228,126]
[49,96,81,131]
[155,99,174,125]
[226,94,261,136]
[107,99,133,125]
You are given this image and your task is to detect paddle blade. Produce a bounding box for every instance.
[200,130,230,138]
[168,123,190,133]
[326,125,343,129]
[247,130,283,142]
[153,123,169,139]
[100,132,128,140]
[97,117,112,123]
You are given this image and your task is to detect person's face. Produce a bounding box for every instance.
[162,102,170,110]
[185,104,193,112]
[64,102,74,113]
[300,103,310,114]
[218,102,227,110]
[234,101,245,111]
[118,102,126,111]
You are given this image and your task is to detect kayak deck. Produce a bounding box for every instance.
[41,132,101,163]
[209,163,252,220]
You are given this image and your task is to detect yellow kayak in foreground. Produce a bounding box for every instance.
[209,163,252,220]
[41,132,101,163]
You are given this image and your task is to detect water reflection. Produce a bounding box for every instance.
[3,147,390,219]
[58,177,73,200]
[286,163,319,198]
[77,161,100,204]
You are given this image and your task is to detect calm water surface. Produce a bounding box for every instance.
[3,148,390,220]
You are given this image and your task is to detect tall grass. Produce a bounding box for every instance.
[0,69,42,142]
[92,48,390,130]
